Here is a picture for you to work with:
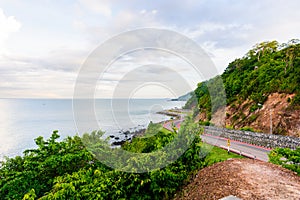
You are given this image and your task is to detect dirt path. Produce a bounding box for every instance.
[173,159,300,200]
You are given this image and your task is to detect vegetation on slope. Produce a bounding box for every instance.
[223,39,300,106]
[187,39,300,135]
[269,147,300,175]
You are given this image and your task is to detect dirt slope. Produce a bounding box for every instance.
[173,159,300,200]
[208,93,300,137]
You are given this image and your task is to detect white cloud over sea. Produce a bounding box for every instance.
[0,0,300,98]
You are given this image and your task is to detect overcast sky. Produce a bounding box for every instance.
[0,0,300,98]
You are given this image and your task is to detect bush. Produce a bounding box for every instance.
[248,114,259,123]
[199,121,211,126]
[0,118,207,200]
[250,104,259,112]
[225,125,234,130]
[268,147,300,175]
[240,126,255,132]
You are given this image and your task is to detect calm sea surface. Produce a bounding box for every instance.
[0,99,185,159]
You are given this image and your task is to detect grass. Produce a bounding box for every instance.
[160,127,173,134]
[202,143,244,166]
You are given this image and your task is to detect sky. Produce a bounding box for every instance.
[0,0,300,98]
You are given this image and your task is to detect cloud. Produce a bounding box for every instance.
[0,8,21,53]
[78,0,112,17]
[1,48,87,72]
[73,6,163,44]
[72,2,262,77]
[183,22,253,45]
[0,48,87,98]
[1,1,300,98]
[96,64,193,98]
[0,64,76,98]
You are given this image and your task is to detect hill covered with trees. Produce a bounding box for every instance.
[186,39,300,136]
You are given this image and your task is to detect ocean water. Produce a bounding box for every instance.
[0,99,185,159]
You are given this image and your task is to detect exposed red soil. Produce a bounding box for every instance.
[207,92,300,137]
[173,159,300,200]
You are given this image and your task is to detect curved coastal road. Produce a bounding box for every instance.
[163,119,183,130]
[201,133,271,162]
[163,119,271,162]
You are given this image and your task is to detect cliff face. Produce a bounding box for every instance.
[222,93,300,137]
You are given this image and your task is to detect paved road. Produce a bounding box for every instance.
[163,119,271,162]
[201,134,271,162]
[163,119,183,131]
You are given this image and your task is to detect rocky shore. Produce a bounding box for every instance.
[110,128,146,146]
[110,109,190,146]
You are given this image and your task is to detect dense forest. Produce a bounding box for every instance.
[186,39,300,135]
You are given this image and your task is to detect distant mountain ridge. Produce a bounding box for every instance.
[186,39,300,137]
[171,91,193,101]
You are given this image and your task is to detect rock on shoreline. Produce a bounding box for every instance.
[111,128,146,146]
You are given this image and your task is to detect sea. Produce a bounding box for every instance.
[0,99,186,160]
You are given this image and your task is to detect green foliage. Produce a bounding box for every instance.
[198,121,212,126]
[249,104,259,112]
[222,40,300,106]
[269,147,300,175]
[190,39,300,123]
[183,92,197,109]
[225,125,234,130]
[0,130,96,199]
[247,114,259,123]
[202,143,244,166]
[195,81,211,114]
[193,75,226,119]
[0,118,208,200]
[240,126,255,132]
[23,189,37,200]
[122,122,175,153]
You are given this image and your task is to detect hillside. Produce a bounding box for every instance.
[171,91,194,101]
[187,39,300,137]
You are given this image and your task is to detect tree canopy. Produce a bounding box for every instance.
[0,118,207,200]
[188,39,300,124]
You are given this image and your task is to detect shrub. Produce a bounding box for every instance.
[269,147,300,175]
[0,118,208,200]
[240,126,255,132]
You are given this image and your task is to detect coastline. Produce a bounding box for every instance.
[110,108,191,146]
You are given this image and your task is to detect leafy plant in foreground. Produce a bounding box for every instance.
[0,117,207,199]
